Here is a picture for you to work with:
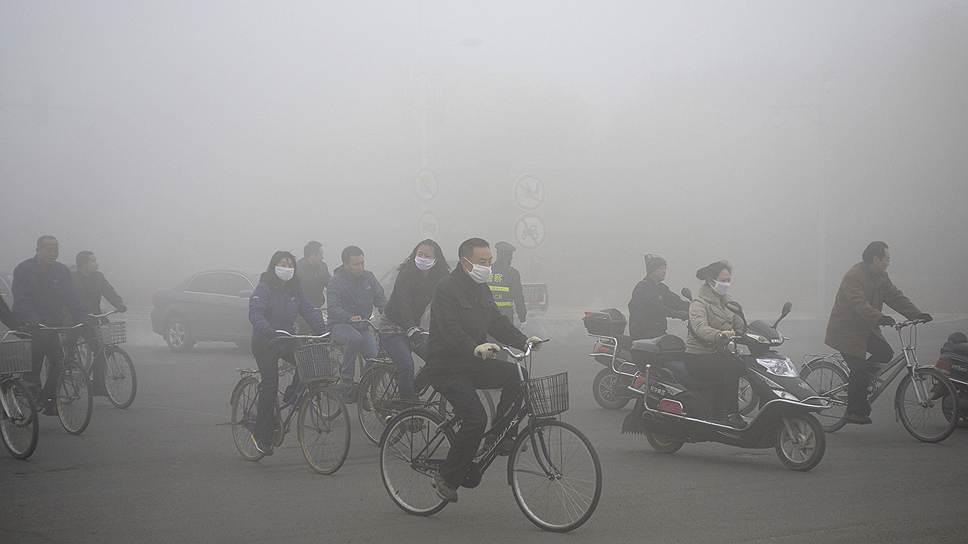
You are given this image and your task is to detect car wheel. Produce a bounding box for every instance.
[165,316,195,352]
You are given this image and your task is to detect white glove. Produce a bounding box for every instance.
[406,327,421,338]
[474,343,500,359]
[527,336,544,350]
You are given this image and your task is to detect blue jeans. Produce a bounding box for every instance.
[332,324,378,382]
[381,333,415,397]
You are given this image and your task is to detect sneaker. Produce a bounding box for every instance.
[251,435,274,456]
[433,472,459,503]
[41,398,58,416]
[845,413,873,425]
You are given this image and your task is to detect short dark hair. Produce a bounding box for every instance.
[341,245,364,263]
[862,241,889,263]
[76,250,95,268]
[37,235,57,248]
[304,241,322,258]
[458,238,490,260]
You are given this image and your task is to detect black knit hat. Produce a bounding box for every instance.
[645,254,667,275]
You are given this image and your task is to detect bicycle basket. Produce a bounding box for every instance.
[97,321,127,346]
[294,341,337,383]
[526,372,569,417]
[0,340,32,375]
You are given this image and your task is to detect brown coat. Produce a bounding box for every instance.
[824,262,921,358]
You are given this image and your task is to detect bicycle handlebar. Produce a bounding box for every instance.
[271,329,331,342]
[499,338,551,361]
[88,310,119,319]
[37,323,85,331]
[881,317,932,330]
[0,330,30,341]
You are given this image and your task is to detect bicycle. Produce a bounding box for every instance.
[36,323,94,435]
[230,330,351,474]
[379,339,603,533]
[77,311,137,409]
[0,331,38,459]
[356,325,496,445]
[801,317,959,442]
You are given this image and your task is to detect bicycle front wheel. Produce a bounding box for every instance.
[57,361,93,435]
[380,408,453,517]
[358,365,398,445]
[509,419,602,533]
[230,376,263,461]
[895,368,958,443]
[1,380,39,459]
[297,386,351,474]
[104,346,137,409]
[800,359,849,432]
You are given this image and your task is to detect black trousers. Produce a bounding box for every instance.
[686,353,746,417]
[430,361,525,487]
[252,337,296,445]
[29,329,64,403]
[841,334,895,417]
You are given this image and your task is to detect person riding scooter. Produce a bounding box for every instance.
[685,260,747,428]
[628,254,689,341]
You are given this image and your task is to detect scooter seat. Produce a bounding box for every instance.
[631,334,686,354]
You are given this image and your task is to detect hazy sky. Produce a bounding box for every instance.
[2,1,966,314]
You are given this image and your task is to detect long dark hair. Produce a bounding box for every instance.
[398,239,449,276]
[264,250,298,286]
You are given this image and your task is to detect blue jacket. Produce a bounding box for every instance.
[12,257,86,325]
[249,272,327,341]
[327,266,386,325]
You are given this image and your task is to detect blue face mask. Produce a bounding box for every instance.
[275,266,295,282]
[415,255,436,271]
[712,280,730,296]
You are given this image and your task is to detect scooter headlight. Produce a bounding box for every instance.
[755,357,798,377]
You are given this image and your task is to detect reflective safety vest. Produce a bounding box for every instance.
[488,272,514,310]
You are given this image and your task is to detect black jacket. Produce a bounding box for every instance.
[72,270,125,315]
[295,257,330,308]
[12,257,85,325]
[628,277,688,340]
[0,295,19,330]
[384,264,446,330]
[426,267,527,375]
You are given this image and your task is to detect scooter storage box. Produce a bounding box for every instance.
[583,308,627,336]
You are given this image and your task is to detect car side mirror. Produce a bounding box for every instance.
[725,300,747,331]
[680,288,693,301]
[238,289,253,298]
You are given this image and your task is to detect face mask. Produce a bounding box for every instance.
[275,266,295,282]
[463,257,491,284]
[712,280,730,296]
[415,255,436,271]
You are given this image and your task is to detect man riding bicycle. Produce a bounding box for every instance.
[424,238,542,503]
[72,250,127,396]
[12,236,87,415]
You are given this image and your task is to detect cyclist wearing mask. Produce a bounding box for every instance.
[628,254,689,340]
[71,250,127,396]
[377,239,449,399]
[685,260,747,428]
[248,251,327,456]
[425,238,542,503]
[328,246,386,387]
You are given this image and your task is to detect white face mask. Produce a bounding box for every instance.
[712,280,730,296]
[463,257,491,284]
[275,266,295,282]
[414,255,436,271]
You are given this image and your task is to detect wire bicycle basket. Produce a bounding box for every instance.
[294,341,338,383]
[96,321,127,346]
[526,372,569,417]
[0,339,32,375]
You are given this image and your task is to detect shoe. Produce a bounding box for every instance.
[845,413,873,425]
[42,399,58,416]
[726,413,747,428]
[251,435,274,456]
[433,472,459,503]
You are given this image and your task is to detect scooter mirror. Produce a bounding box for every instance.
[773,301,793,328]
[681,287,693,301]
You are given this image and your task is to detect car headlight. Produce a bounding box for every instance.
[772,390,798,401]
[755,357,798,377]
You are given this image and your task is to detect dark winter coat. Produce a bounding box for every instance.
[72,270,125,315]
[249,272,327,342]
[825,262,921,358]
[628,277,689,340]
[326,266,386,325]
[295,257,330,308]
[12,257,85,325]
[425,267,528,376]
[384,264,446,331]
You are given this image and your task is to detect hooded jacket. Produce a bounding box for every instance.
[249,271,326,342]
[686,283,745,354]
[326,265,386,325]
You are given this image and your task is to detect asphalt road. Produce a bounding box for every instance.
[2,319,968,543]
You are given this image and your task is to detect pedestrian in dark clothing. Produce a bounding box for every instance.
[12,236,86,414]
[296,241,330,308]
[426,238,542,503]
[328,246,386,383]
[488,241,527,325]
[628,254,689,340]
[378,239,449,397]
[248,250,327,455]
[825,242,930,425]
[0,294,20,330]
[72,251,127,396]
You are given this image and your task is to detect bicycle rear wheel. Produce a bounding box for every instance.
[103,346,137,409]
[57,360,93,435]
[380,408,453,516]
[1,380,39,459]
[230,376,263,461]
[800,360,849,432]
[358,364,399,444]
[509,419,602,533]
[895,368,958,443]
[297,386,351,474]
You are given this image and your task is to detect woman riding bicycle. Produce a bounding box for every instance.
[248,251,327,456]
[377,239,450,400]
